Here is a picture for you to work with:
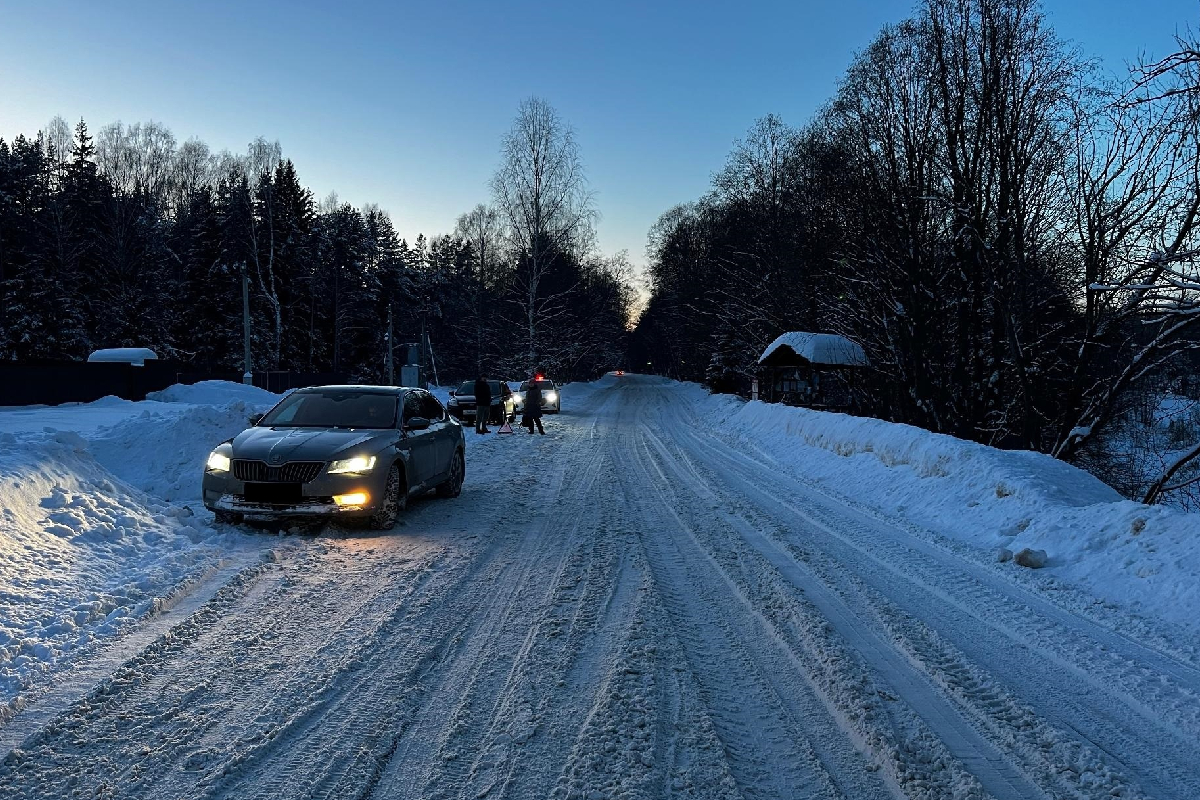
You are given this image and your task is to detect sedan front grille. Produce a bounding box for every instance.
[232,460,325,483]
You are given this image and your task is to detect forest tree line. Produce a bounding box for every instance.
[630,0,1200,505]
[0,99,633,385]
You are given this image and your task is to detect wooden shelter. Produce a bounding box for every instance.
[757,332,868,410]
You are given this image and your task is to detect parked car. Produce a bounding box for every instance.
[446,380,518,424]
[203,385,464,529]
[517,376,561,413]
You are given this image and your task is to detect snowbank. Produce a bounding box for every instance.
[145,380,281,407]
[0,430,237,709]
[0,382,279,711]
[92,401,271,503]
[0,397,143,437]
[704,393,1200,633]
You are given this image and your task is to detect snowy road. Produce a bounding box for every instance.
[2,375,1198,799]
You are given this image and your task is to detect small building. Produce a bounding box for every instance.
[757,332,867,410]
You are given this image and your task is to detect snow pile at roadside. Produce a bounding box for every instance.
[0,430,232,711]
[705,392,1200,632]
[145,380,280,407]
[92,383,279,502]
[0,382,279,712]
[0,396,146,437]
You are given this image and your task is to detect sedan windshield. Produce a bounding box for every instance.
[259,391,397,429]
[456,381,503,395]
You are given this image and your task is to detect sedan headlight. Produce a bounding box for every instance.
[328,455,377,475]
[206,450,231,472]
[545,391,557,403]
[448,396,459,406]
[513,392,524,403]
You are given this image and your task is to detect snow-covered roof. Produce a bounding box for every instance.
[87,348,159,366]
[758,332,867,367]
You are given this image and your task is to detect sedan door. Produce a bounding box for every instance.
[419,391,455,479]
[401,390,438,489]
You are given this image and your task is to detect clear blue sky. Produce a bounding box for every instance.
[2,0,1196,273]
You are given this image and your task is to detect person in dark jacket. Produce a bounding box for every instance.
[473,375,492,434]
[522,378,545,435]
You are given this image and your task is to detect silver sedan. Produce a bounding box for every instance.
[202,385,465,529]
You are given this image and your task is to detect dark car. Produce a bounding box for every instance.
[516,377,561,413]
[446,380,518,424]
[202,385,464,529]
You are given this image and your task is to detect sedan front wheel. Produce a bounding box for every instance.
[367,465,406,530]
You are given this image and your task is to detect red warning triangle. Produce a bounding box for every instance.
[497,419,515,434]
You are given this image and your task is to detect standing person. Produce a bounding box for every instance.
[522,376,545,435]
[473,375,492,434]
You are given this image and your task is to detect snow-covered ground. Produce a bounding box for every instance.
[0,374,1197,800]
[0,382,281,720]
[697,387,1200,634]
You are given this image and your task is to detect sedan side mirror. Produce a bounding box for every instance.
[449,389,456,396]
[405,416,431,431]
[249,413,264,426]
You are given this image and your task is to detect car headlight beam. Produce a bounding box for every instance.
[545,391,557,403]
[206,451,231,472]
[328,455,377,475]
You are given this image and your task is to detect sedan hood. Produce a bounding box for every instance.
[232,427,397,463]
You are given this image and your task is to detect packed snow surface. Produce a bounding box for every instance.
[0,375,1197,800]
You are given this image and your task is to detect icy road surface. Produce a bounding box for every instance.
[3,374,1199,800]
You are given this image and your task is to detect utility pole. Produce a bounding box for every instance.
[386,303,395,385]
[241,264,253,385]
[419,310,427,388]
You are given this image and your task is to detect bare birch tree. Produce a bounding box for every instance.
[245,137,285,367]
[491,98,595,372]
[454,204,505,370]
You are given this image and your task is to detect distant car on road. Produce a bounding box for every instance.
[517,376,561,413]
[203,385,464,529]
[447,380,518,425]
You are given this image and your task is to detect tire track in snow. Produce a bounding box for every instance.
[0,547,274,760]
[368,460,596,798]
[483,481,644,800]
[188,535,460,800]
[0,551,289,797]
[609,408,901,800]
[661,389,1200,800]
[367,390,643,800]
[639,420,1048,800]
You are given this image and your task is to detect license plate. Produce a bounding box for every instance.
[244,483,303,504]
